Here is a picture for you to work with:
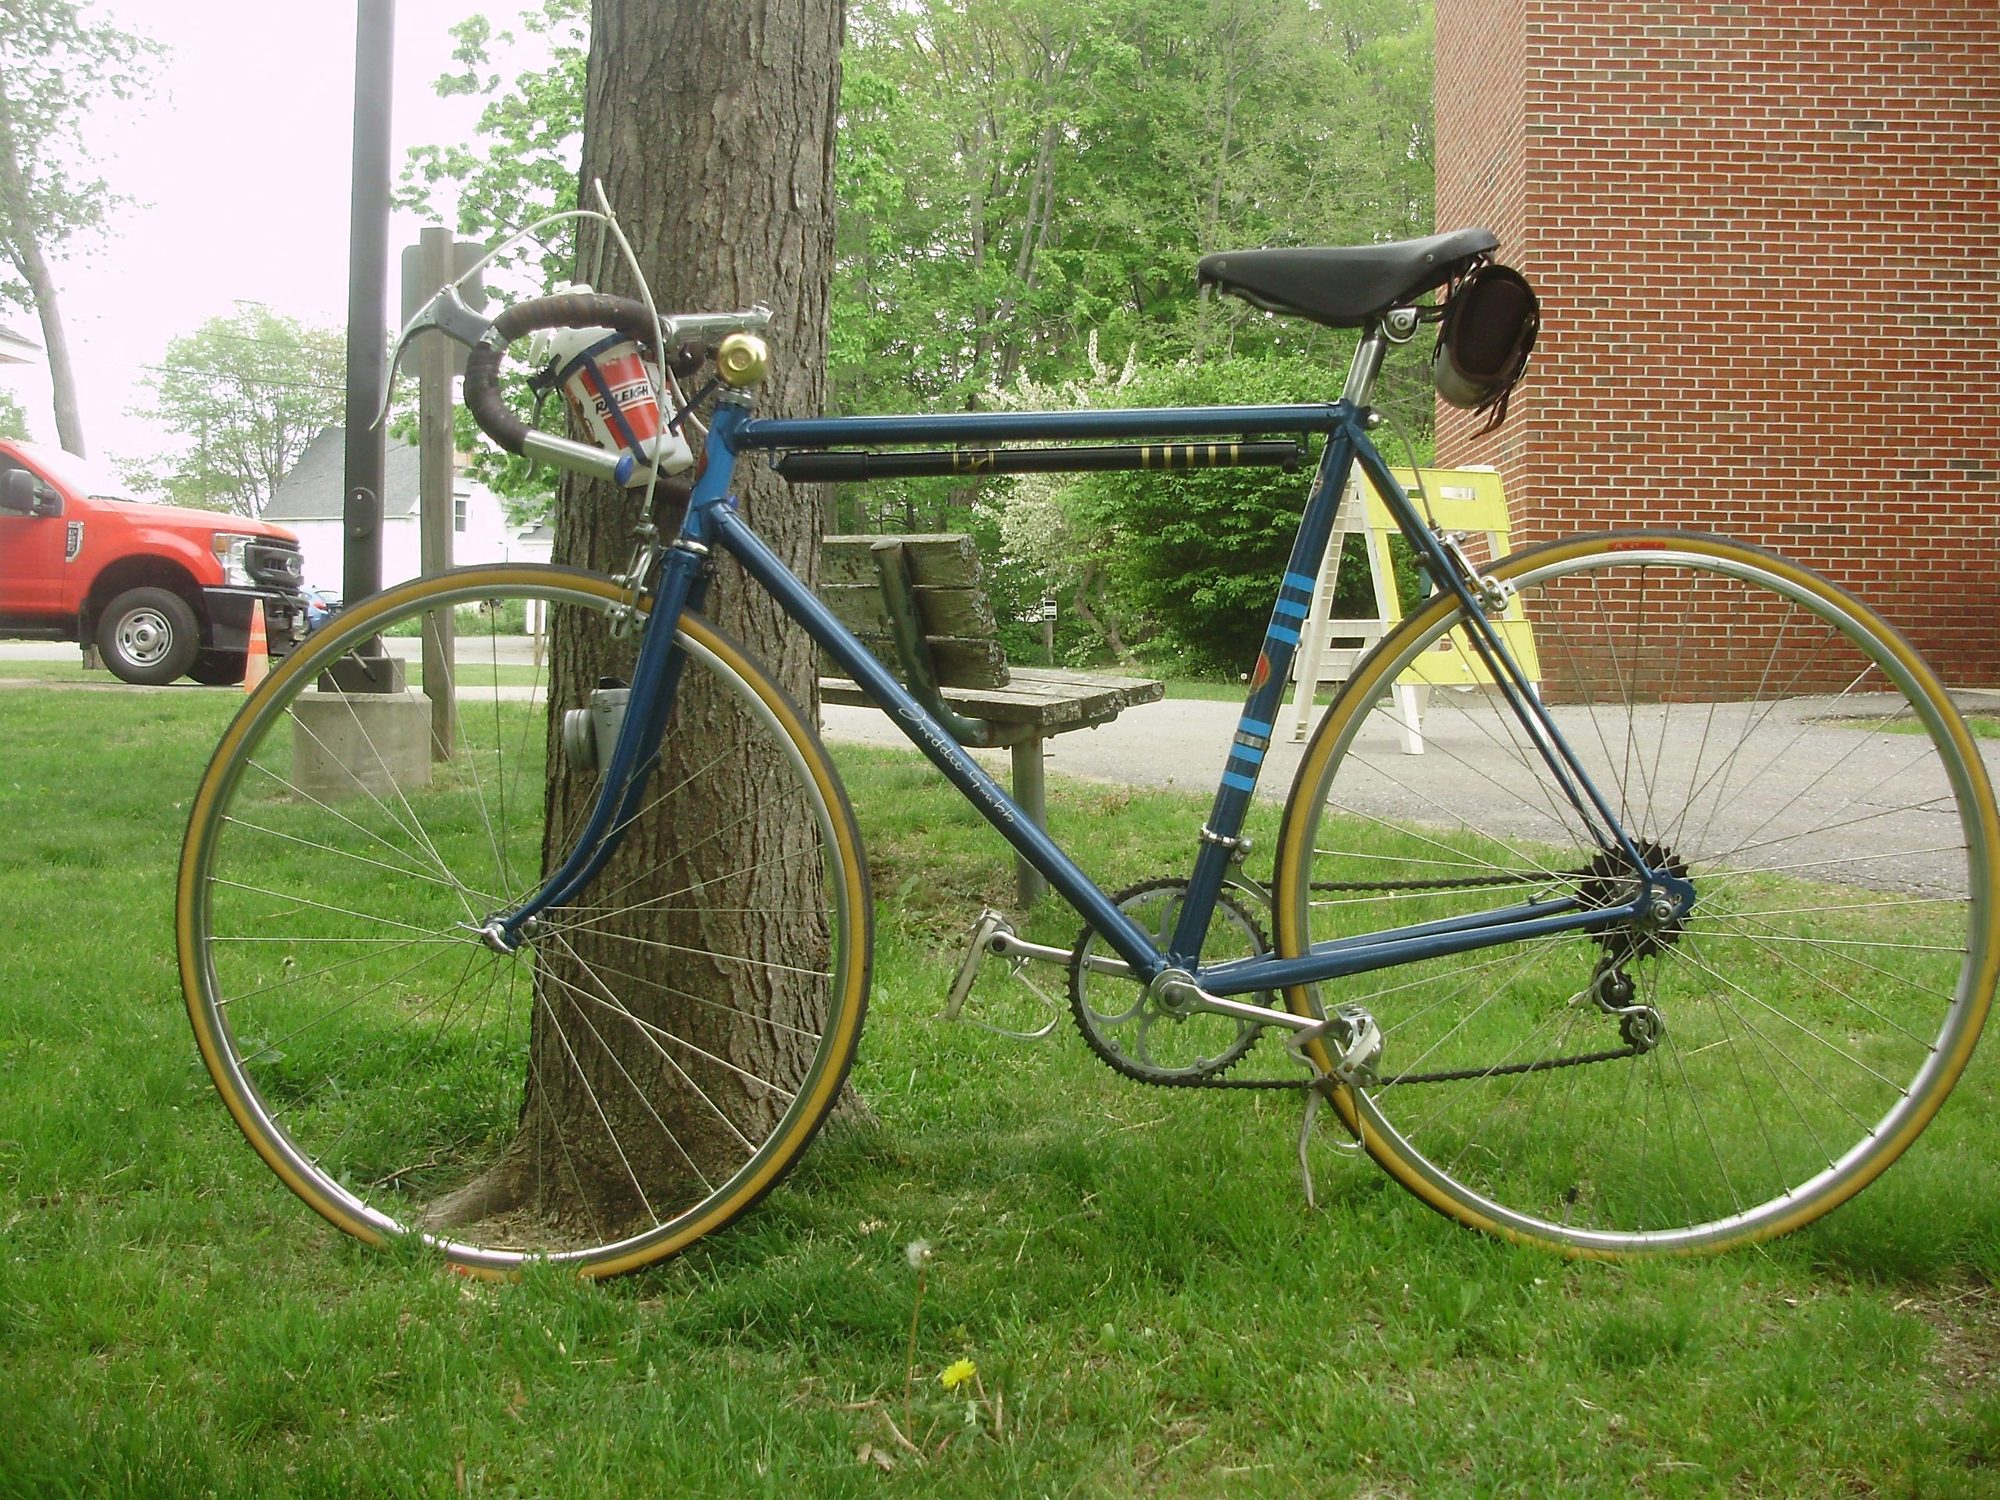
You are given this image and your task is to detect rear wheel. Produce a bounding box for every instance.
[1272,531,1998,1256]
[177,565,871,1277]
[187,650,247,686]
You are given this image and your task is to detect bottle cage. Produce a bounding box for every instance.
[1431,260,1540,432]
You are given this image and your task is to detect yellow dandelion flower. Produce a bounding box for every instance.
[939,1358,977,1390]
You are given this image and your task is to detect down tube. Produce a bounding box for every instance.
[710,506,1166,979]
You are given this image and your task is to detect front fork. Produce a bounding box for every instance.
[482,517,718,952]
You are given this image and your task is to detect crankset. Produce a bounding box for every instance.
[1067,877,1300,1087]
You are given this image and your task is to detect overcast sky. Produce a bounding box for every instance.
[2,0,538,470]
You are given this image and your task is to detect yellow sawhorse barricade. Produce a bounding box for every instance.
[1283,465,1539,752]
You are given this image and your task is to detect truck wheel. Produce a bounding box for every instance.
[188,651,248,687]
[97,587,199,685]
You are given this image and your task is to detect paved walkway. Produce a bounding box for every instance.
[9,639,1995,892]
[829,687,2000,896]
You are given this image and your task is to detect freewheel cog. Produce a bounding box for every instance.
[1068,877,1276,1086]
[1577,840,1692,961]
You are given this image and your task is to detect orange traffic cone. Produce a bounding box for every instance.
[243,598,270,692]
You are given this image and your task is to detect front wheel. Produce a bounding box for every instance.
[97,586,199,685]
[177,565,871,1277]
[1272,531,1998,1256]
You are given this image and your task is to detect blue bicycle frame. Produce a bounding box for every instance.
[491,326,1687,1022]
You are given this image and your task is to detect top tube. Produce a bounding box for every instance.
[736,403,1350,450]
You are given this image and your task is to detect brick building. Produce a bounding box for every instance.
[1433,0,2000,685]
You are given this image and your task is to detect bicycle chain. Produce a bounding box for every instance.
[1154,1040,1645,1092]
[1306,871,1542,893]
[1134,864,1635,1091]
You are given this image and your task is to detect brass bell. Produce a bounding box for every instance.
[715,332,771,390]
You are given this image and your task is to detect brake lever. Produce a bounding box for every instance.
[372,285,497,431]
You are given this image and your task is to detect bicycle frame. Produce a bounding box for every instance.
[493,325,1685,1029]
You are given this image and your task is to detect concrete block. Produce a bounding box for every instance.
[291,689,433,801]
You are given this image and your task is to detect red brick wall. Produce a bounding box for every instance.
[1434,0,2000,684]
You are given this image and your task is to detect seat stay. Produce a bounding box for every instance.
[1349,436,1667,885]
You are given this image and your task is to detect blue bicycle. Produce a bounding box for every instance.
[178,229,1998,1276]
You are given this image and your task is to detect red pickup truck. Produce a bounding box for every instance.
[0,438,307,685]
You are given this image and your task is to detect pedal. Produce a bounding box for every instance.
[943,909,1012,1021]
[1291,1005,1380,1209]
[939,909,1067,1041]
[1285,1003,1383,1088]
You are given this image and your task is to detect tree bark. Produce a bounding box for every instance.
[20,253,84,458]
[0,85,85,456]
[480,0,844,1235]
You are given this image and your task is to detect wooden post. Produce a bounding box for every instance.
[1010,737,1048,907]
[418,225,456,760]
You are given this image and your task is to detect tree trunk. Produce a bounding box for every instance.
[496,0,843,1233]
[0,87,85,457]
[22,256,84,458]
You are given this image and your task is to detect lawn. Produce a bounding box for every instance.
[1,683,1996,1497]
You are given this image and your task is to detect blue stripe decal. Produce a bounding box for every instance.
[1272,594,1309,620]
[1269,624,1300,646]
[1283,570,1317,594]
[1221,771,1257,792]
[1237,716,1273,738]
[1227,747,1264,771]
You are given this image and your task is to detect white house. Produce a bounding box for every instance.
[0,326,40,366]
[265,426,552,595]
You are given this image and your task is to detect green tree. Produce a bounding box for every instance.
[400,0,1439,672]
[0,387,28,441]
[403,0,1435,416]
[0,0,162,456]
[1058,355,1350,673]
[398,0,586,526]
[835,0,1434,409]
[128,305,346,518]
[399,0,586,288]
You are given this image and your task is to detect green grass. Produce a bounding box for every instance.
[1857,713,2000,741]
[1159,675,1252,702]
[0,658,546,690]
[381,598,535,637]
[0,657,105,683]
[2,685,1998,1496]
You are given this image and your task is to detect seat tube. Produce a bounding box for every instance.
[1166,417,1365,964]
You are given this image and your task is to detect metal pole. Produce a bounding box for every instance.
[418,226,456,757]
[333,0,402,691]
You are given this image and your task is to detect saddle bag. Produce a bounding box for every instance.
[1432,263,1539,431]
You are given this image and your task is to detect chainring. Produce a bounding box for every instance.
[1068,877,1279,1086]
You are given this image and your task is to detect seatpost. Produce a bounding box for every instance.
[1341,321,1392,407]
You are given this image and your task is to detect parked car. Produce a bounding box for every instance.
[0,440,307,685]
[302,587,343,635]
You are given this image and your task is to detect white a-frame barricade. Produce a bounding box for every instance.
[1283,466,1538,753]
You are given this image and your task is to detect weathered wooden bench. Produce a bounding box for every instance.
[816,533,1163,905]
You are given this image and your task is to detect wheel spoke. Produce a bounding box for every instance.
[179,572,866,1274]
[1280,536,1993,1253]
